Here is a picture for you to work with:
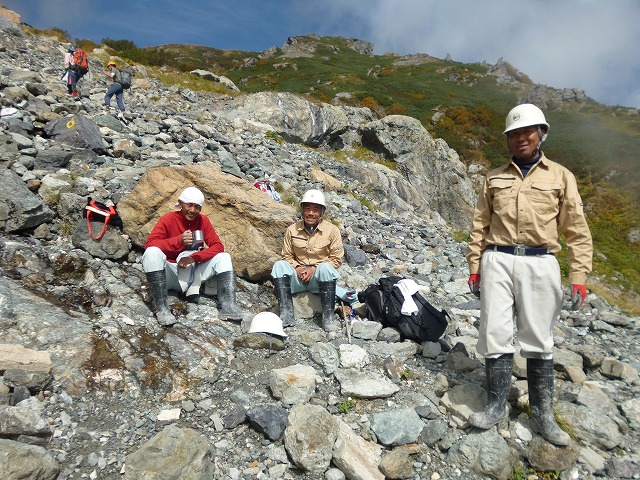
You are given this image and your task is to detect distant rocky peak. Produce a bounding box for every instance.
[282,34,373,57]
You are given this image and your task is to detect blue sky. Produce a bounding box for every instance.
[3,0,640,108]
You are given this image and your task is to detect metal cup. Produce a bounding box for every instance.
[192,230,204,244]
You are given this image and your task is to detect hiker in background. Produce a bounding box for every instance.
[63,45,79,98]
[271,189,348,332]
[465,103,593,446]
[102,60,125,116]
[142,187,248,326]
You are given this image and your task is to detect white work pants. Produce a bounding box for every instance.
[477,250,563,360]
[142,246,233,294]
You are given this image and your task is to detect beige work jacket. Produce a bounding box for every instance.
[466,154,593,285]
[282,219,344,269]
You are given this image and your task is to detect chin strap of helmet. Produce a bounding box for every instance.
[531,126,547,157]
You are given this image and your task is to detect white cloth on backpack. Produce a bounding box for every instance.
[395,279,420,315]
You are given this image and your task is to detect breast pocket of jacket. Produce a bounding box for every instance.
[488,177,517,213]
[312,238,332,255]
[526,182,561,217]
[291,236,309,252]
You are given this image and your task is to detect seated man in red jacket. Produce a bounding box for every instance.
[142,187,247,326]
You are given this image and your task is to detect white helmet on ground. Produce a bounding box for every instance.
[248,312,287,337]
[300,189,326,208]
[503,104,550,135]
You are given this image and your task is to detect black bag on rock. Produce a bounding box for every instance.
[357,276,449,342]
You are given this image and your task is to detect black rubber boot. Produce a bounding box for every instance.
[319,280,338,332]
[527,358,571,446]
[217,271,249,320]
[273,276,295,326]
[468,354,513,429]
[145,270,176,326]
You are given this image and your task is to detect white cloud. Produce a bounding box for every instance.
[310,0,640,108]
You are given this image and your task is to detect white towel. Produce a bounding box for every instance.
[176,250,201,296]
[395,279,420,315]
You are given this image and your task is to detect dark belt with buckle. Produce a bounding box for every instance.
[486,245,552,256]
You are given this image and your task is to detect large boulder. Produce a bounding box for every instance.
[213,91,374,146]
[117,163,296,281]
[360,115,476,227]
[43,113,107,154]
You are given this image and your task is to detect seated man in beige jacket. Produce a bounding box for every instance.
[270,189,344,331]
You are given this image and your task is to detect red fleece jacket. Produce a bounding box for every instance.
[144,211,225,263]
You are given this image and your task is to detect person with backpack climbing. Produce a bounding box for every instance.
[465,103,593,446]
[102,60,126,116]
[63,45,74,94]
[64,45,87,98]
[142,187,248,326]
[271,189,345,332]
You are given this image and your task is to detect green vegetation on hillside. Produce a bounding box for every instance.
[29,28,640,312]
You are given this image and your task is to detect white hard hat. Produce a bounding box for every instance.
[248,312,287,337]
[175,187,204,207]
[300,189,325,208]
[503,104,550,135]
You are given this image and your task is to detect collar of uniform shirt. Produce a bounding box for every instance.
[298,218,325,234]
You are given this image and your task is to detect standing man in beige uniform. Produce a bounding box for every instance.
[271,189,344,331]
[466,104,592,445]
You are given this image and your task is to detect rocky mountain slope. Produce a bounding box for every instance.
[1,11,639,480]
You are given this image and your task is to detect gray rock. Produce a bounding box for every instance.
[0,404,52,439]
[332,420,383,480]
[558,401,624,450]
[222,406,247,429]
[0,438,59,480]
[379,448,414,479]
[284,404,337,474]
[71,218,129,260]
[270,364,321,405]
[0,170,54,232]
[333,368,400,398]
[309,342,340,374]
[125,425,215,480]
[421,418,448,447]
[246,404,288,441]
[526,436,580,473]
[370,408,424,446]
[448,429,518,480]
[3,368,52,392]
[350,320,382,340]
[620,397,640,430]
[325,468,346,480]
[344,244,368,267]
[605,457,637,479]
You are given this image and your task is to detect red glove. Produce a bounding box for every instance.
[468,274,481,298]
[570,284,587,310]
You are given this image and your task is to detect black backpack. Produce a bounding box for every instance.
[358,276,449,342]
[119,70,132,89]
